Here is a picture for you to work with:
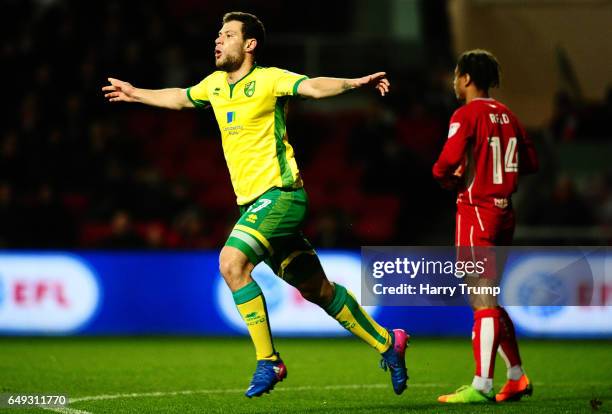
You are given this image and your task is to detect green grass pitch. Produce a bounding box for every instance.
[0,337,610,413]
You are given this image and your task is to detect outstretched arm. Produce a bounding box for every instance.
[297,72,390,99]
[102,78,194,110]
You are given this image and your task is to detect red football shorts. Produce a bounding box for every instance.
[455,203,515,280]
[455,203,515,247]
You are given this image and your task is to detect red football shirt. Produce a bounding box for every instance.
[433,98,538,211]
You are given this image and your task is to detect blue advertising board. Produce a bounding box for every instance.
[0,251,609,337]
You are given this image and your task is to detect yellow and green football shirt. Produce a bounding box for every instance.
[187,65,308,205]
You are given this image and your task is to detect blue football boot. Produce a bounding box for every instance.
[380,329,409,395]
[245,354,287,398]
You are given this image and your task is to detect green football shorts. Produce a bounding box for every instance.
[225,187,316,277]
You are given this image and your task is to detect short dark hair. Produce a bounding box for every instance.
[223,12,266,54]
[456,49,501,91]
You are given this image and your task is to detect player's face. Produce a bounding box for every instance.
[215,20,247,72]
[453,67,467,102]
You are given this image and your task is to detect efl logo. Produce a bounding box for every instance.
[0,254,100,333]
[13,280,69,307]
[501,252,612,336]
[215,252,378,335]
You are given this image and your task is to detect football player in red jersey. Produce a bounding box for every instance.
[433,50,539,403]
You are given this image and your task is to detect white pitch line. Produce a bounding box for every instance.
[35,383,448,414]
[42,407,93,414]
[70,388,244,403]
[69,382,446,404]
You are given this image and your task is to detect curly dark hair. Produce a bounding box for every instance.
[456,49,501,90]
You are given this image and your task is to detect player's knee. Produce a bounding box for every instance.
[295,277,333,306]
[219,259,245,280]
[219,258,235,279]
[219,248,251,288]
[281,253,333,305]
[296,283,321,304]
[297,284,323,305]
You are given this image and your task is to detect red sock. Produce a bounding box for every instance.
[473,308,501,380]
[497,306,522,368]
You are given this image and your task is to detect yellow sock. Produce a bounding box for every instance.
[233,281,277,361]
[324,283,391,353]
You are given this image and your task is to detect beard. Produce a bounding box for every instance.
[216,51,245,72]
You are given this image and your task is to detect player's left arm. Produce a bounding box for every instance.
[433,112,472,188]
[297,72,390,99]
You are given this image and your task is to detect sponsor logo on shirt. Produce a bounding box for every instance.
[494,198,509,209]
[223,125,243,136]
[227,111,236,123]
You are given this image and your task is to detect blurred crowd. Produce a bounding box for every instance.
[1,0,610,249]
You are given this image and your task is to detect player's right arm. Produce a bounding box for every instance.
[433,109,472,188]
[102,78,194,110]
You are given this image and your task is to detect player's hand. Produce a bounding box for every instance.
[438,175,462,191]
[352,72,390,96]
[453,164,464,178]
[437,165,465,190]
[102,78,138,102]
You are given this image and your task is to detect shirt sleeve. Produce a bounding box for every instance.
[186,76,211,108]
[270,67,309,97]
[432,108,473,181]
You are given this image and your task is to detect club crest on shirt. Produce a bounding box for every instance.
[448,122,460,139]
[244,81,256,97]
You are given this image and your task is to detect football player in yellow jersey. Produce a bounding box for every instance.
[103,11,408,398]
